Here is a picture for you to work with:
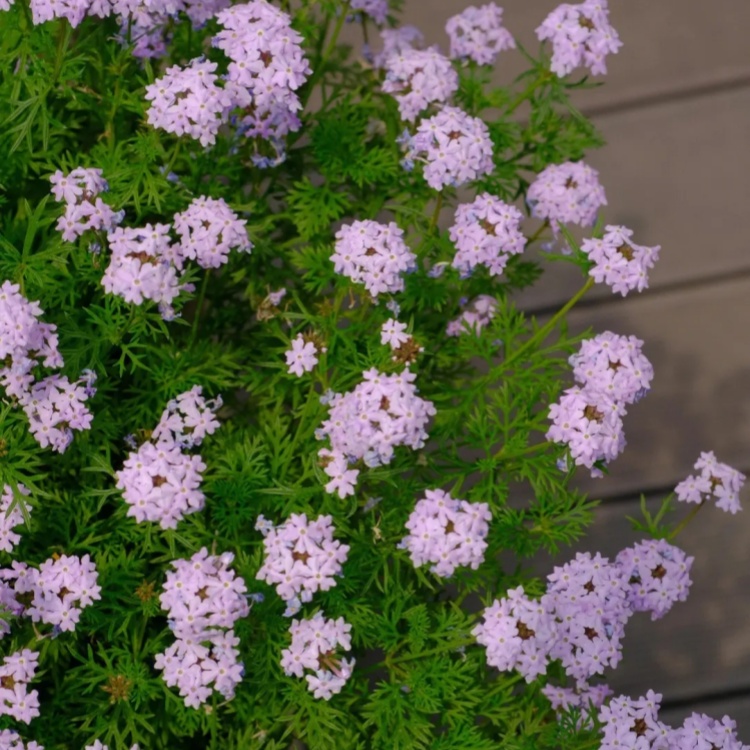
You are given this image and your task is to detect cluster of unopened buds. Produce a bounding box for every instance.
[155,547,249,708]
[380,318,424,364]
[115,386,220,528]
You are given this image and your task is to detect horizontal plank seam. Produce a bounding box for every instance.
[583,73,750,119]
[522,266,750,318]
[596,465,750,505]
[661,682,750,712]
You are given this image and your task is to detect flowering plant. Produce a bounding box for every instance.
[0,0,745,748]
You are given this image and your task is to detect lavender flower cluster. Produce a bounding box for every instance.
[315,368,436,498]
[449,193,527,278]
[51,169,252,320]
[536,0,622,77]
[255,514,354,698]
[675,451,745,514]
[547,331,653,473]
[155,548,248,708]
[473,538,693,687]
[255,513,349,617]
[0,497,101,726]
[599,691,749,750]
[50,168,121,241]
[0,282,96,453]
[331,220,416,297]
[399,489,492,577]
[280,613,355,700]
[115,386,220,528]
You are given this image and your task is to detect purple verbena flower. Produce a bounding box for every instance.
[116,440,206,529]
[0,650,40,724]
[316,368,436,497]
[450,193,526,277]
[400,106,494,190]
[213,1,311,150]
[256,514,349,606]
[446,3,515,65]
[668,712,750,750]
[543,551,632,682]
[332,220,416,297]
[280,612,354,700]
[173,196,252,269]
[527,161,607,232]
[582,225,660,297]
[598,691,671,750]
[537,0,622,78]
[7,555,101,634]
[145,59,234,148]
[473,586,557,681]
[0,485,30,556]
[400,489,491,577]
[155,548,248,708]
[380,318,409,349]
[50,167,119,242]
[152,385,222,449]
[615,539,693,620]
[546,386,626,475]
[570,331,653,405]
[675,451,745,514]
[102,223,187,319]
[0,729,44,750]
[382,47,458,122]
[285,335,319,377]
[19,374,95,453]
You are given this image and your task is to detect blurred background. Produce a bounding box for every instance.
[391,0,750,734]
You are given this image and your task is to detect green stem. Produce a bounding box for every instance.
[495,440,552,462]
[302,2,350,107]
[52,19,71,85]
[429,193,443,233]
[526,219,549,245]
[189,272,211,348]
[506,70,551,115]
[669,498,707,540]
[387,637,475,667]
[209,691,219,749]
[165,139,182,176]
[502,276,594,371]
